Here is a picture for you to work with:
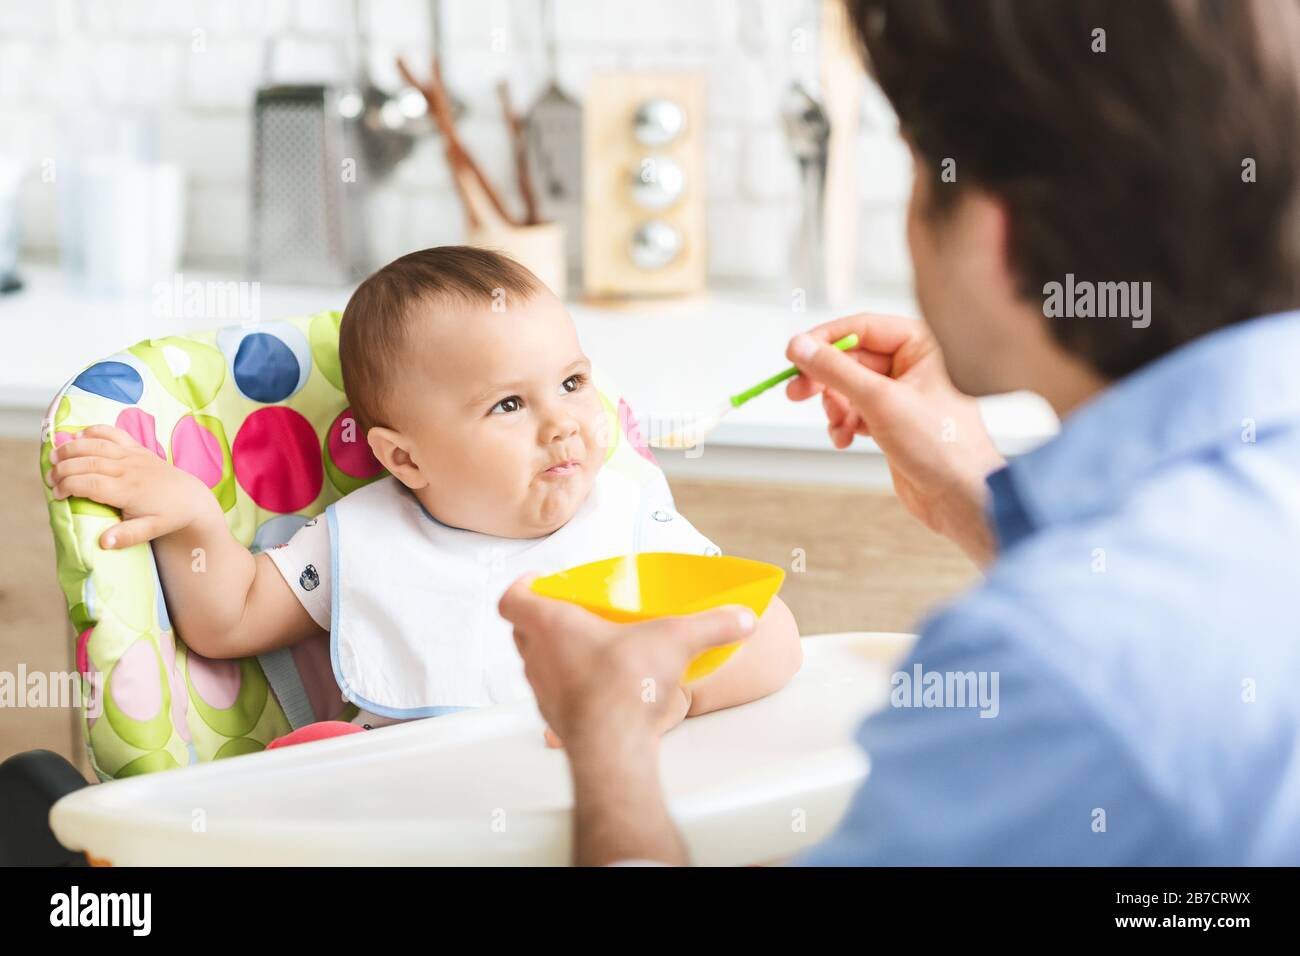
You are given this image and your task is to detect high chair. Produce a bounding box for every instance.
[2,309,668,863]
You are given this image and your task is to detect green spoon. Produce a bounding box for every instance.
[649,333,859,449]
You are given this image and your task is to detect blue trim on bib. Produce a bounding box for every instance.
[403,484,475,533]
[325,501,473,721]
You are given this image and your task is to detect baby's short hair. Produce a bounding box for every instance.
[339,246,545,435]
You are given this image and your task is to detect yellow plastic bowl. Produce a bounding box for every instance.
[530,552,785,683]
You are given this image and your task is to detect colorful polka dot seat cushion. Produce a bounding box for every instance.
[40,310,664,782]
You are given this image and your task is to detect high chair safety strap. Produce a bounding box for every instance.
[258,649,317,732]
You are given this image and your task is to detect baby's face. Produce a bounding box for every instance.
[382,290,605,538]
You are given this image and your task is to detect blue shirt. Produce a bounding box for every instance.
[796,311,1300,865]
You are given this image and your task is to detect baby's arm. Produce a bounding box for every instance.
[151,522,322,659]
[683,596,801,716]
[48,424,323,659]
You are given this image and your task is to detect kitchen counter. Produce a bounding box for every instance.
[0,261,1057,485]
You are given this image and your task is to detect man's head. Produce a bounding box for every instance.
[339,246,605,539]
[846,0,1300,401]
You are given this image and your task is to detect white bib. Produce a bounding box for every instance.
[324,467,716,719]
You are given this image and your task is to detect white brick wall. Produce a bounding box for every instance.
[0,0,913,293]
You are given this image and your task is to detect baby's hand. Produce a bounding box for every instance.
[543,684,692,749]
[48,424,221,551]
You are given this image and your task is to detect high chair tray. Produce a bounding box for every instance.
[50,631,916,866]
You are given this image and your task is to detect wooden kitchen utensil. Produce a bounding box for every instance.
[820,0,864,307]
[499,81,540,226]
[398,56,565,296]
[397,55,519,229]
[458,163,567,298]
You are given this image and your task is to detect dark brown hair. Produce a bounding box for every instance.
[339,246,544,434]
[846,0,1300,378]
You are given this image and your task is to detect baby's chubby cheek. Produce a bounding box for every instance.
[579,416,606,475]
[576,449,602,498]
[588,405,615,461]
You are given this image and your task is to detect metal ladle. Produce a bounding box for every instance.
[781,80,831,303]
[342,0,464,181]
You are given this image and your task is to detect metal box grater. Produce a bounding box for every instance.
[250,84,370,285]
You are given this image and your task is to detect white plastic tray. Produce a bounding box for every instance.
[51,632,916,865]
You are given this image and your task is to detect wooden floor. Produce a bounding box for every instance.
[0,436,977,776]
[0,438,88,775]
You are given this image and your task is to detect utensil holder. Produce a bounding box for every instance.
[457,165,567,299]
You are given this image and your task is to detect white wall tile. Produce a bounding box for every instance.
[0,41,42,109]
[707,200,798,282]
[857,202,911,286]
[705,126,741,202]
[160,112,250,184]
[0,110,58,164]
[0,0,74,36]
[293,0,353,36]
[9,0,910,299]
[19,174,60,252]
[262,35,348,83]
[46,35,100,109]
[441,0,514,52]
[109,0,207,37]
[203,0,293,37]
[89,41,185,109]
[391,135,453,190]
[184,37,263,108]
[403,190,466,250]
[440,49,512,114]
[741,127,799,202]
[184,180,247,265]
[707,50,783,126]
[737,0,816,57]
[857,128,912,204]
[365,182,412,264]
[365,0,432,46]
[552,0,623,48]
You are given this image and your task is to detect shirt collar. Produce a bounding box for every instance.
[987,309,1300,547]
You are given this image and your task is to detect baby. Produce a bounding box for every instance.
[47,247,801,744]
